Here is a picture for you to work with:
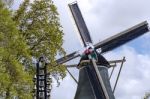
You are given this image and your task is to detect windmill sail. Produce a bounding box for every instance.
[56,51,79,64]
[69,2,93,47]
[56,21,149,64]
[94,21,149,53]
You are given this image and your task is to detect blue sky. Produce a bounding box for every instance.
[14,0,150,99]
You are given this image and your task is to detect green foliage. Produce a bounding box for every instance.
[13,0,66,77]
[0,0,66,98]
[0,0,32,98]
[14,0,65,58]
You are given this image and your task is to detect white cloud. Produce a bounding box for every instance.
[105,46,150,99]
[69,0,150,44]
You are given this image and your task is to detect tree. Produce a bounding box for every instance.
[13,0,66,97]
[0,0,66,98]
[14,0,66,74]
[0,0,32,98]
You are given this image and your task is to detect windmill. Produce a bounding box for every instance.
[55,2,149,99]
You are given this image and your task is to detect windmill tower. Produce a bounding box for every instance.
[55,2,149,99]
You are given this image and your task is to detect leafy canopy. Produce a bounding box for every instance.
[0,0,32,98]
[0,0,66,98]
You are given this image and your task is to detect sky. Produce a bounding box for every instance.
[13,0,150,99]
